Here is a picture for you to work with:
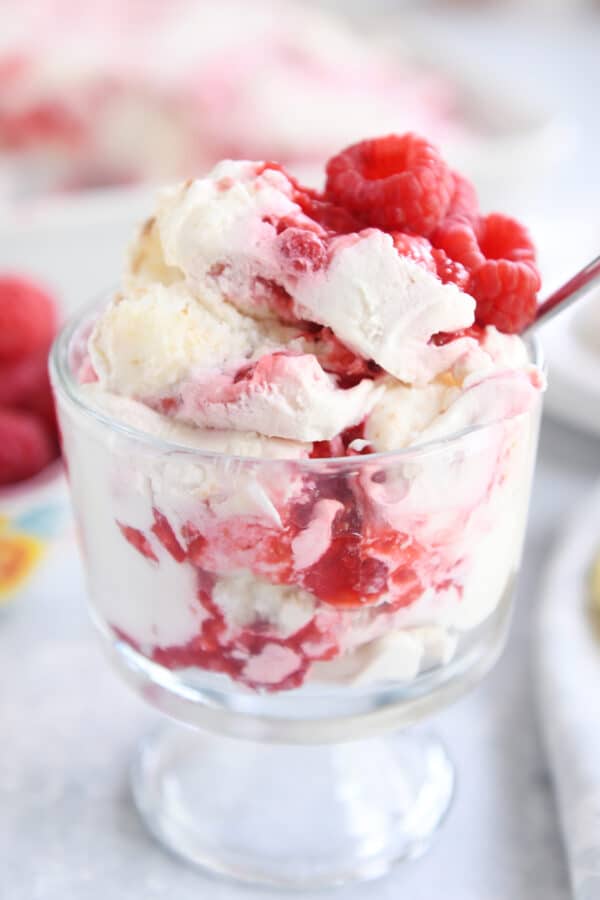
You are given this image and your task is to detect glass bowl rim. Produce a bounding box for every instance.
[50,293,545,469]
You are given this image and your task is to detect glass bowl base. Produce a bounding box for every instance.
[131,724,454,889]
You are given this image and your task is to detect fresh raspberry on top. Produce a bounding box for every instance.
[325,133,454,236]
[446,171,479,224]
[432,212,540,333]
[432,218,484,271]
[431,248,470,290]
[477,213,537,264]
[0,408,55,485]
[0,276,57,361]
[295,190,361,235]
[472,213,540,333]
[471,259,539,333]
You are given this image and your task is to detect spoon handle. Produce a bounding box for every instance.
[525,253,600,335]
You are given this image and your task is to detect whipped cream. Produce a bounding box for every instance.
[293,230,475,384]
[154,162,475,382]
[89,160,537,451]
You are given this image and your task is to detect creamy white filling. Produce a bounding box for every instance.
[157,160,305,320]
[293,231,476,384]
[62,380,537,688]
[80,383,312,459]
[89,162,540,452]
[176,355,383,441]
[365,378,458,451]
[153,166,476,387]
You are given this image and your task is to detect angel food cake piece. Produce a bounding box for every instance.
[64,133,544,691]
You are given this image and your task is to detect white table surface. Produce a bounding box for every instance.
[1,414,592,900]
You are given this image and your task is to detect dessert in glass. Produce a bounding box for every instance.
[51,134,544,888]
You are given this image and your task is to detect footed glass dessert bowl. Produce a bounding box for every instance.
[51,305,542,889]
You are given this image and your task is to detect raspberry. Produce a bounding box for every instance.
[391,233,469,289]
[472,215,539,333]
[471,261,539,333]
[277,227,327,274]
[0,347,59,443]
[477,213,536,264]
[0,276,57,361]
[432,213,540,332]
[0,409,55,485]
[325,133,453,236]
[30,383,59,441]
[447,171,479,223]
[432,219,484,271]
[295,191,361,235]
[431,248,470,289]
[0,349,50,408]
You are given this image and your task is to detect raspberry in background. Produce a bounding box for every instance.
[0,274,61,484]
[0,350,60,451]
[0,409,55,485]
[0,349,51,409]
[325,133,454,236]
[0,275,57,361]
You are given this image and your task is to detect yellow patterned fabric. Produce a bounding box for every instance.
[0,517,44,602]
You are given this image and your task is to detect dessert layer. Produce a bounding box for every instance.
[61,134,544,691]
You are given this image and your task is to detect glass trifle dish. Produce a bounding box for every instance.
[51,134,544,888]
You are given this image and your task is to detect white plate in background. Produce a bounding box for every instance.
[530,215,600,438]
[536,479,600,898]
[541,299,600,438]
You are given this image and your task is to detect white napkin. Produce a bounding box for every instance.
[536,482,600,900]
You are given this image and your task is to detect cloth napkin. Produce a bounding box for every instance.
[536,482,600,900]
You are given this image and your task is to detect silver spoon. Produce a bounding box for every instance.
[524,254,600,335]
